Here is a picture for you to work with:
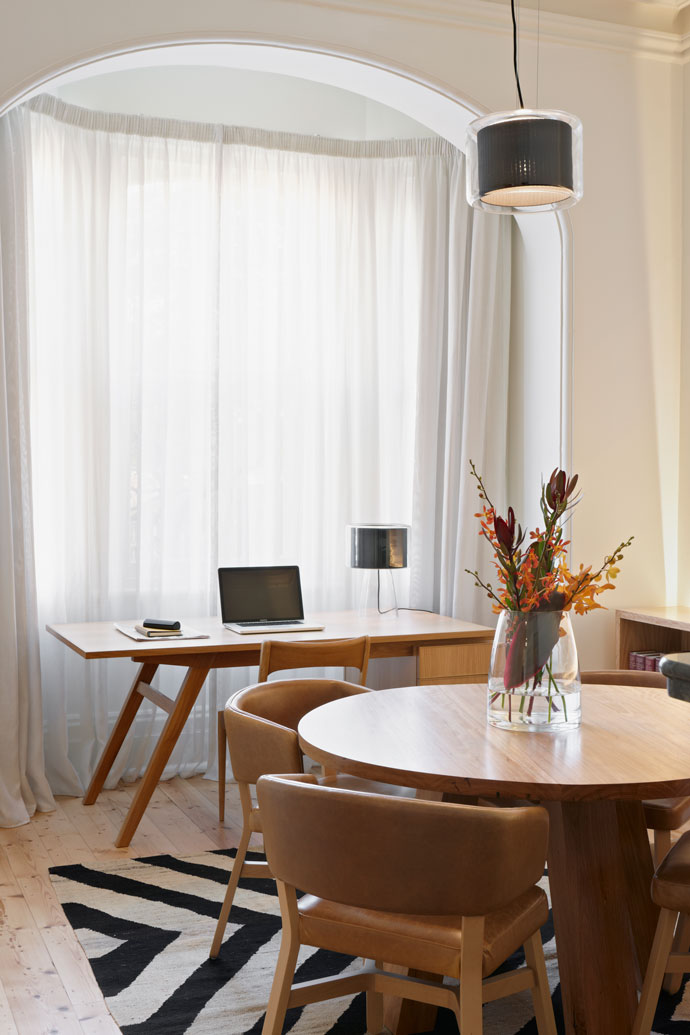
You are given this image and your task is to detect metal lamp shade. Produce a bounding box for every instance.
[466,109,583,214]
[348,525,408,570]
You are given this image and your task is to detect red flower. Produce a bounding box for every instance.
[465,460,632,617]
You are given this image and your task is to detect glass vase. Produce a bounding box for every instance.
[488,610,581,731]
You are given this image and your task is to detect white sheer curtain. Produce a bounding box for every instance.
[2,94,510,803]
[0,108,55,823]
[410,183,512,620]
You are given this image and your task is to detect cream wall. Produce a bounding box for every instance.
[0,0,684,667]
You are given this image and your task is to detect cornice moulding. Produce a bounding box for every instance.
[295,0,683,61]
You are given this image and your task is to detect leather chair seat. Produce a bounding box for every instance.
[643,797,690,831]
[298,885,548,979]
[652,830,690,912]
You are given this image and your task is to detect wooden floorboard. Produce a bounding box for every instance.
[0,775,244,1034]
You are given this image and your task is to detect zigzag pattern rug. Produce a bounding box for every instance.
[49,849,689,1034]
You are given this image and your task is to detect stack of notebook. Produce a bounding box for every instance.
[133,619,182,638]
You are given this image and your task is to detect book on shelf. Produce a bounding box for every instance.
[628,650,663,672]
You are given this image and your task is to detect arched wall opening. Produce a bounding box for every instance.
[0,34,571,522]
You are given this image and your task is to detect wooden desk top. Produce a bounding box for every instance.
[47,611,494,660]
[298,682,690,802]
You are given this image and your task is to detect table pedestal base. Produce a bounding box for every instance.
[547,800,657,1035]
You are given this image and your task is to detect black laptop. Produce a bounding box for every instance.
[218,565,325,634]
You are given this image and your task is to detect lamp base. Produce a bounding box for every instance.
[357,569,399,618]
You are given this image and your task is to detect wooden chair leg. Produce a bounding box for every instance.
[209,824,252,958]
[459,916,484,1035]
[523,930,557,1035]
[217,709,227,822]
[653,829,672,868]
[261,883,301,1035]
[366,983,384,1035]
[663,911,690,994]
[632,908,678,1035]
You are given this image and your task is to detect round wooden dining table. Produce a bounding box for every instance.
[298,682,690,1035]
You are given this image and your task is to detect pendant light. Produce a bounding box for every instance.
[465,0,582,213]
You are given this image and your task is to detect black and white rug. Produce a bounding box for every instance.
[49,849,689,1034]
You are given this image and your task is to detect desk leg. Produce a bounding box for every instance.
[114,663,211,848]
[83,661,160,805]
[547,800,655,1035]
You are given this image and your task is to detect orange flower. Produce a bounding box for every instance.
[465,460,633,615]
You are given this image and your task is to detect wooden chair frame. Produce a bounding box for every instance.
[217,636,370,821]
[263,880,556,1035]
[210,675,371,959]
[633,907,690,1034]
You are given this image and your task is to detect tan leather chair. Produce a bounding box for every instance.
[217,636,370,821]
[582,670,690,865]
[255,773,557,1035]
[632,832,690,1033]
[209,674,411,959]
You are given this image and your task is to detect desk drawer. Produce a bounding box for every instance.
[417,642,492,685]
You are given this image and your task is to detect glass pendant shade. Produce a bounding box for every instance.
[466,109,583,214]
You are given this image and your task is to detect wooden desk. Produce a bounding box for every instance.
[298,682,690,1035]
[47,612,492,847]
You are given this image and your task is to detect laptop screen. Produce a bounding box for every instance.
[218,566,305,623]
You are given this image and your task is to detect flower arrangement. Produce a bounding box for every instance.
[466,461,633,617]
[466,462,633,707]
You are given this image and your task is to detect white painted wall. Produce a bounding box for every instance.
[0,0,684,667]
[49,65,434,139]
[565,45,682,662]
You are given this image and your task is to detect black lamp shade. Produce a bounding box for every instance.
[478,117,573,200]
[466,109,583,213]
[349,525,408,569]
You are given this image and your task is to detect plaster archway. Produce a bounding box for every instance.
[0,34,571,502]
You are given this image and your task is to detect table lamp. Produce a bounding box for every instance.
[347,524,408,616]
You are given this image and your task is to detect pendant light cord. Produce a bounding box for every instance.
[536,0,541,108]
[511,0,525,108]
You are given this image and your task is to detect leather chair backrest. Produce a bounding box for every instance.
[582,669,665,689]
[257,773,549,918]
[258,636,370,684]
[226,678,368,785]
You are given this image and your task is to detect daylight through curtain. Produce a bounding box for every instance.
[4,95,510,798]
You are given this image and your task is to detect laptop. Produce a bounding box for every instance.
[219,565,325,635]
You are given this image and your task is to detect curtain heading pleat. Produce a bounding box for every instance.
[28,93,456,161]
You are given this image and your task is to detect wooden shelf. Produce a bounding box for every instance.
[616,607,690,669]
